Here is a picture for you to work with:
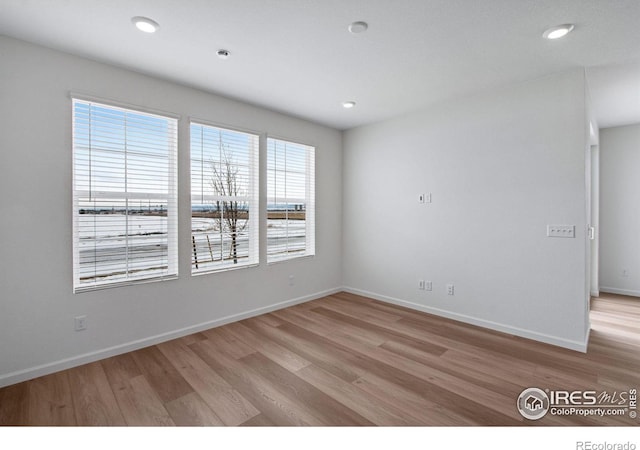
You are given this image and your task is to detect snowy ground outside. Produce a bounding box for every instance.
[77,214,306,283]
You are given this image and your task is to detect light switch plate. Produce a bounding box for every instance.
[547,225,575,238]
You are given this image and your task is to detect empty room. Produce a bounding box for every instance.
[0,0,639,443]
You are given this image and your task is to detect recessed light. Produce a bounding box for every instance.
[542,24,574,40]
[348,21,368,34]
[217,49,230,59]
[132,16,159,33]
[342,101,356,109]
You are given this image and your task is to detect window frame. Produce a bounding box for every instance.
[71,95,179,292]
[189,120,260,275]
[266,136,316,264]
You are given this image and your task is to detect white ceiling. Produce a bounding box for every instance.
[0,0,639,130]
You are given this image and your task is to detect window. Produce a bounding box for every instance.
[267,138,315,262]
[190,123,259,273]
[72,99,178,292]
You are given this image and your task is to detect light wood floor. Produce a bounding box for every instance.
[1,291,638,426]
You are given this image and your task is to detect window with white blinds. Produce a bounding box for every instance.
[190,122,259,273]
[72,99,178,292]
[267,138,315,262]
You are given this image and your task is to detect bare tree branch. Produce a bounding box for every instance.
[209,145,248,264]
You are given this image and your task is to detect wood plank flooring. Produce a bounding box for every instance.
[1,291,638,426]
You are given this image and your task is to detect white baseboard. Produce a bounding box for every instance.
[599,287,640,298]
[342,286,589,353]
[0,287,342,388]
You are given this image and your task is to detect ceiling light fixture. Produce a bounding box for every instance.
[542,24,574,40]
[348,21,368,34]
[132,16,160,33]
[342,101,356,109]
[217,49,230,59]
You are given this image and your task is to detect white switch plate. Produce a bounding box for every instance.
[547,225,575,238]
[74,315,87,331]
[425,193,432,203]
[425,281,432,291]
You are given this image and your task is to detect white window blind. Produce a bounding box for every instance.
[190,122,259,273]
[72,99,178,292]
[267,138,315,262]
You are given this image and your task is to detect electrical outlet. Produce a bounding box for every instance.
[425,281,432,291]
[419,280,425,290]
[418,193,432,204]
[447,284,454,296]
[74,315,87,331]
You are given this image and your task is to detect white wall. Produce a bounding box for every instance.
[600,123,640,297]
[0,36,343,387]
[343,69,590,350]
